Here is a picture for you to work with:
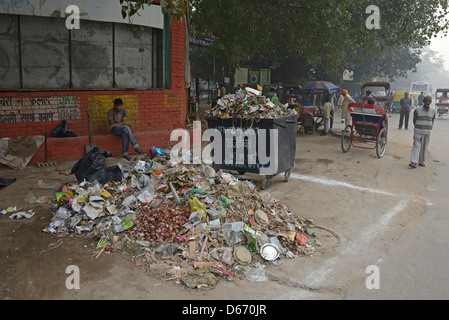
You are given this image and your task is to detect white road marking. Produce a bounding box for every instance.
[281,199,410,299]
[289,173,432,206]
[280,173,426,299]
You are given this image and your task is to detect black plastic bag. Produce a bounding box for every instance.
[71,147,122,184]
[52,120,77,138]
[0,178,16,190]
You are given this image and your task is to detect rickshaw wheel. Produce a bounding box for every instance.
[376,128,388,158]
[341,125,352,153]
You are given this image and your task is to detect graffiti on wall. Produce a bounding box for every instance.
[87,95,139,130]
[164,93,180,108]
[0,95,81,124]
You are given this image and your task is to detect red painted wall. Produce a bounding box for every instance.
[0,19,187,166]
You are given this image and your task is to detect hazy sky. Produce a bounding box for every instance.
[429,34,449,71]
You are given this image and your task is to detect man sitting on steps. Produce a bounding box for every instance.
[108,98,143,160]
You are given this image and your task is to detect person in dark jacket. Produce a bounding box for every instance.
[398,92,412,130]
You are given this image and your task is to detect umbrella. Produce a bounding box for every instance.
[300,81,340,95]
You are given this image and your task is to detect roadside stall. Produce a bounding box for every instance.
[299,81,340,132]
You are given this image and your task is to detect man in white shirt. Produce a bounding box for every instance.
[338,90,355,127]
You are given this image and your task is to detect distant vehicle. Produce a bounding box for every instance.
[435,89,449,117]
[410,81,433,96]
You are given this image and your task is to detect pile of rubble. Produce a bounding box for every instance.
[206,87,297,120]
[42,149,320,288]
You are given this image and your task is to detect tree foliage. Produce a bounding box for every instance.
[389,47,449,90]
[190,0,449,78]
[122,0,449,81]
[119,0,189,21]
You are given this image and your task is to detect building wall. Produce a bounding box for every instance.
[0,18,187,166]
[0,0,163,29]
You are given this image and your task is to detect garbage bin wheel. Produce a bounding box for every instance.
[284,169,291,182]
[261,177,272,190]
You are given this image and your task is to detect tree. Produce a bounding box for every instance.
[190,0,449,77]
[119,0,189,21]
[389,48,449,91]
[344,45,423,83]
[121,0,449,81]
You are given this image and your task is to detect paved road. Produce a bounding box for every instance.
[272,111,449,300]
[344,115,449,299]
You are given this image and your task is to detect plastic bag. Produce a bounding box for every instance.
[207,206,226,220]
[137,190,154,203]
[34,180,60,190]
[0,178,16,190]
[71,147,122,184]
[220,195,231,208]
[243,263,268,282]
[52,120,77,137]
[189,197,207,216]
[183,210,204,229]
[121,195,137,208]
[149,146,165,158]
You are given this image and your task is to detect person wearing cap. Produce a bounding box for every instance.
[338,89,355,128]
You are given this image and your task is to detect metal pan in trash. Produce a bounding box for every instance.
[260,243,280,261]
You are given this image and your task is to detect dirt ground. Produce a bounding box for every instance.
[0,118,437,300]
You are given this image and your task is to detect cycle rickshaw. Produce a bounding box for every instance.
[341,103,388,158]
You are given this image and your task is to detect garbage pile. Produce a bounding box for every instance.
[42,147,320,288]
[206,87,297,120]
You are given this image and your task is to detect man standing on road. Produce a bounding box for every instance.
[108,98,143,160]
[321,96,332,136]
[329,93,336,133]
[339,89,355,128]
[398,92,412,130]
[409,95,436,168]
[418,92,425,107]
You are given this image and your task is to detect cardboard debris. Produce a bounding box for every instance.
[38,148,321,288]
